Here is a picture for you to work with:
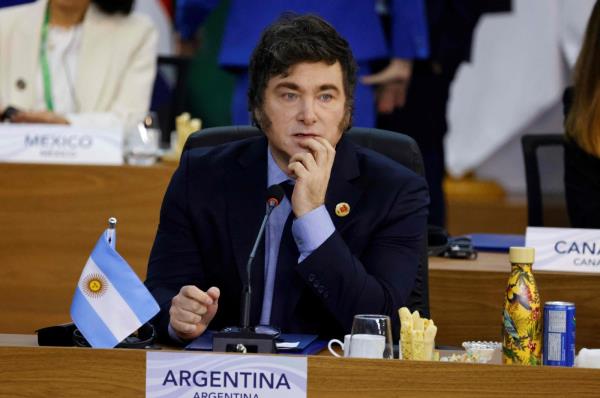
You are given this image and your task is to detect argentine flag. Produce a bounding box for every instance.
[70,229,159,348]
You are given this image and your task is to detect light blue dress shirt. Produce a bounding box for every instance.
[259,147,335,325]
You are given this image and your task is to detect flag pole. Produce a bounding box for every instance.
[107,217,117,249]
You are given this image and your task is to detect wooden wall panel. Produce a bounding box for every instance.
[0,163,175,333]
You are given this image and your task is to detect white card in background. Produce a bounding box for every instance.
[526,227,600,273]
[276,341,300,350]
[146,352,307,398]
[0,124,123,165]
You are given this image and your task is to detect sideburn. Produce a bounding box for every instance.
[338,104,353,134]
[254,108,272,132]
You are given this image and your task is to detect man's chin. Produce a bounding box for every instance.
[289,146,311,157]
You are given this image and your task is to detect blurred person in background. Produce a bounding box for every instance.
[563,0,600,228]
[175,0,429,129]
[0,0,157,133]
[376,0,511,228]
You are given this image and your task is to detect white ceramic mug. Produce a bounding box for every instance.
[328,334,386,358]
[328,334,351,357]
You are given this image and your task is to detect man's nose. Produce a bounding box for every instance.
[297,98,317,125]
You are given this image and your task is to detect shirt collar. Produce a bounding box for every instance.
[267,145,292,187]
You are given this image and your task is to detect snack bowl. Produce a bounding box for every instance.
[461,341,502,364]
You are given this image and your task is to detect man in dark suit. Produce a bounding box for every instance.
[145,14,429,343]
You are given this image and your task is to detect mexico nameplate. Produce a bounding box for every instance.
[0,124,123,165]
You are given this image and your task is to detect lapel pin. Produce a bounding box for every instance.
[335,202,350,217]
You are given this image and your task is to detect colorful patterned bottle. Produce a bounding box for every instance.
[502,247,542,365]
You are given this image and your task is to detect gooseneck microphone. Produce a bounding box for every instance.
[241,184,285,329]
[212,185,284,354]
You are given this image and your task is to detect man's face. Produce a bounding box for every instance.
[257,61,349,171]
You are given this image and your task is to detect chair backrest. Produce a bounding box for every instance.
[184,125,430,317]
[184,126,425,173]
[152,56,191,144]
[521,134,566,227]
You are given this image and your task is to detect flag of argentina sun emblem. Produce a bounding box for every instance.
[82,273,108,298]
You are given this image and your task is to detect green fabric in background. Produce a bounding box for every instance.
[186,0,233,128]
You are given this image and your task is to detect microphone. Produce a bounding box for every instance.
[241,184,284,329]
[213,184,284,354]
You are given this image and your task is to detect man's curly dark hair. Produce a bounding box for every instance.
[248,13,358,131]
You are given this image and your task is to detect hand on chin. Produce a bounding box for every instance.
[287,137,336,217]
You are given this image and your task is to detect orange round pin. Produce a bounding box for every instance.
[335,202,350,217]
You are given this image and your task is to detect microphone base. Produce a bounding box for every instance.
[212,331,276,354]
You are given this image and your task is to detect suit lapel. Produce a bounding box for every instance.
[324,136,362,231]
[76,4,112,111]
[225,138,269,324]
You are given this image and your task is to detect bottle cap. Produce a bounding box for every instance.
[509,247,535,264]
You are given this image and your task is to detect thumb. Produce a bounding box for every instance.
[361,70,390,86]
[206,286,220,302]
[200,287,220,326]
[362,59,412,86]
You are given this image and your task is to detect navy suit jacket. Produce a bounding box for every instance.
[146,135,428,342]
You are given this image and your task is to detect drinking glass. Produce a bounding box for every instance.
[125,113,160,165]
[347,314,393,359]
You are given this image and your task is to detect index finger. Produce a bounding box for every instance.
[298,138,332,167]
[312,137,336,160]
[181,285,214,306]
[313,136,335,150]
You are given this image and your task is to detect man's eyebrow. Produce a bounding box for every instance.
[319,84,341,93]
[273,82,342,92]
[274,82,300,90]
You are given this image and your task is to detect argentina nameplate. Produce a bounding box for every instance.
[146,352,307,398]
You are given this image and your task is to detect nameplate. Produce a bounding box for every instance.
[526,227,600,272]
[146,352,307,398]
[0,124,123,165]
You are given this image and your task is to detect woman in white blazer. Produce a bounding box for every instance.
[0,0,157,133]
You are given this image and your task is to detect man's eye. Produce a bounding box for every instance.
[319,94,333,102]
[283,93,298,100]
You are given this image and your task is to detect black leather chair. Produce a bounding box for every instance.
[521,134,566,226]
[184,125,430,317]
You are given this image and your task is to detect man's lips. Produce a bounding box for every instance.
[293,133,319,138]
